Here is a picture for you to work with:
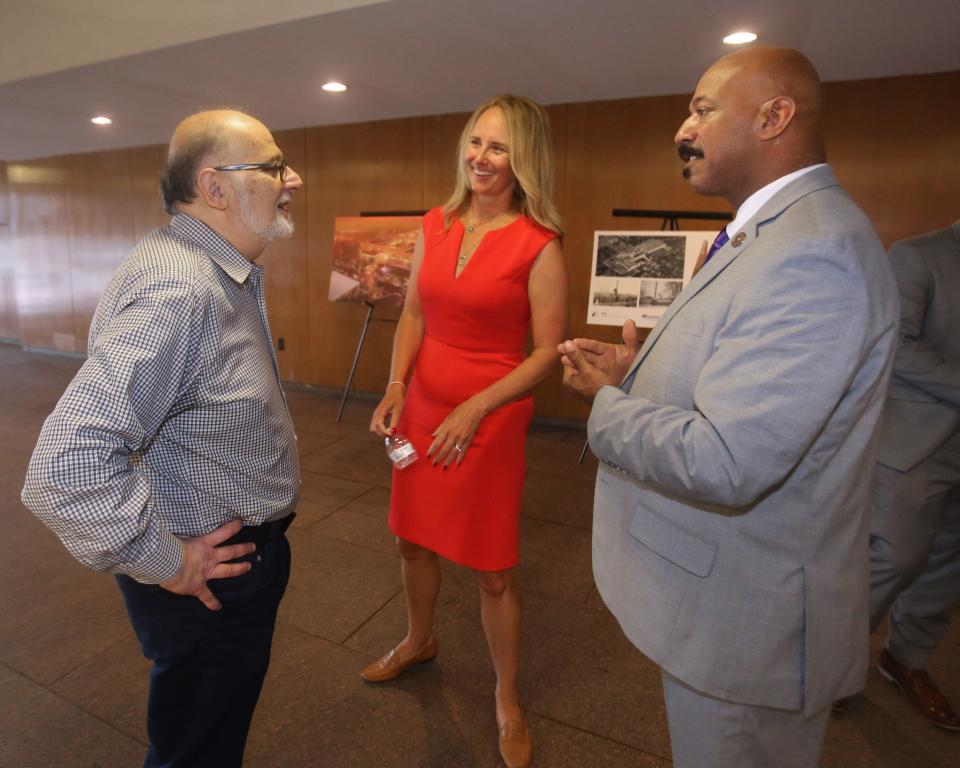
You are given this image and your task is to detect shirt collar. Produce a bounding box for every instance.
[171,213,255,285]
[724,164,828,238]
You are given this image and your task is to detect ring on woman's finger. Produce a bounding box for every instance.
[455,444,463,452]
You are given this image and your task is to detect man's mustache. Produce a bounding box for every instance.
[678,143,704,162]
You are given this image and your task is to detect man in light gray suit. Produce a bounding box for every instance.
[864,219,960,729]
[561,47,899,767]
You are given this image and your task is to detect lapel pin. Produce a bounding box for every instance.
[732,231,747,247]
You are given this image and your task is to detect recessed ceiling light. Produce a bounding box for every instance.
[322,81,348,93]
[723,31,758,45]
[91,116,113,125]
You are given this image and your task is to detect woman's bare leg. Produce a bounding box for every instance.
[474,567,524,725]
[395,536,441,656]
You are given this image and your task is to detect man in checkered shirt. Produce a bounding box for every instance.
[22,109,304,768]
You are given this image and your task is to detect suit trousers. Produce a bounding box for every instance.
[661,670,830,768]
[869,433,960,668]
[116,515,293,768]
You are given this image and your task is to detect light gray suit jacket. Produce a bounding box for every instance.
[874,220,960,472]
[589,166,899,716]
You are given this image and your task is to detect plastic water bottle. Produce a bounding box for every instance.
[385,433,418,469]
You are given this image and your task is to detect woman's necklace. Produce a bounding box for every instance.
[464,211,509,234]
[458,211,512,268]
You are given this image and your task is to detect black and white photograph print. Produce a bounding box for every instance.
[591,276,639,307]
[595,234,684,279]
[639,279,683,306]
[587,230,714,327]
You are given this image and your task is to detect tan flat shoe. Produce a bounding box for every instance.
[498,718,532,768]
[359,638,438,683]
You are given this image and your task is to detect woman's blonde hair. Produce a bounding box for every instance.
[441,94,563,236]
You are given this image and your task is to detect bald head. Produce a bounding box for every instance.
[159,110,270,215]
[715,46,824,137]
[675,46,827,208]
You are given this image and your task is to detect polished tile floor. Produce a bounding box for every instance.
[2,342,958,767]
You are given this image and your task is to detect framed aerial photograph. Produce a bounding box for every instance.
[586,230,715,327]
[328,216,422,306]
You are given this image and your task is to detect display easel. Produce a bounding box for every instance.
[576,208,733,462]
[335,210,426,422]
[612,207,732,230]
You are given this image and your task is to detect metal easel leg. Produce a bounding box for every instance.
[336,302,375,423]
[578,438,590,464]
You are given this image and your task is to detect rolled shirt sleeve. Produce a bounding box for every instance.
[22,275,197,583]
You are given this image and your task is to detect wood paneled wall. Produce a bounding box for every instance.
[9,157,75,352]
[63,149,136,351]
[302,117,425,394]
[261,129,311,383]
[0,161,7,227]
[130,145,170,240]
[5,71,959,420]
[823,72,960,247]
[0,161,17,340]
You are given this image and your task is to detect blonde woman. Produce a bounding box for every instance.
[362,94,567,768]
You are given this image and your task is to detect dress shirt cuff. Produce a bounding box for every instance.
[119,527,185,585]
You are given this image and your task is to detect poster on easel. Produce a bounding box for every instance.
[328,216,422,306]
[586,230,715,328]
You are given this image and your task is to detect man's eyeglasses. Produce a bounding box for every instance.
[213,159,288,182]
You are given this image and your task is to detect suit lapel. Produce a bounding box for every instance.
[620,166,842,387]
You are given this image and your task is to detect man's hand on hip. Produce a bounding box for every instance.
[161,519,255,611]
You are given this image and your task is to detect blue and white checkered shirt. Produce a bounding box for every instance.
[22,214,300,584]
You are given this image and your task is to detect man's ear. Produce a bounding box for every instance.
[756,96,796,141]
[195,168,229,211]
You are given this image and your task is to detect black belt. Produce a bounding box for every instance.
[226,513,295,547]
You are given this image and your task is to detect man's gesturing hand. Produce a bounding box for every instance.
[559,320,641,402]
[161,518,255,611]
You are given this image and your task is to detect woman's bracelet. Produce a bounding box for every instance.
[387,380,406,394]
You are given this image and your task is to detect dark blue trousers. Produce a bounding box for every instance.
[116,515,293,768]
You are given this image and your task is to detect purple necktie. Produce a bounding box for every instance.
[704,228,729,264]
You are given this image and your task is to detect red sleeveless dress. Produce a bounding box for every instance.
[389,207,557,571]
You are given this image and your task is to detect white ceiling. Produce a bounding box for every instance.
[1,0,958,162]
[0,0,386,85]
